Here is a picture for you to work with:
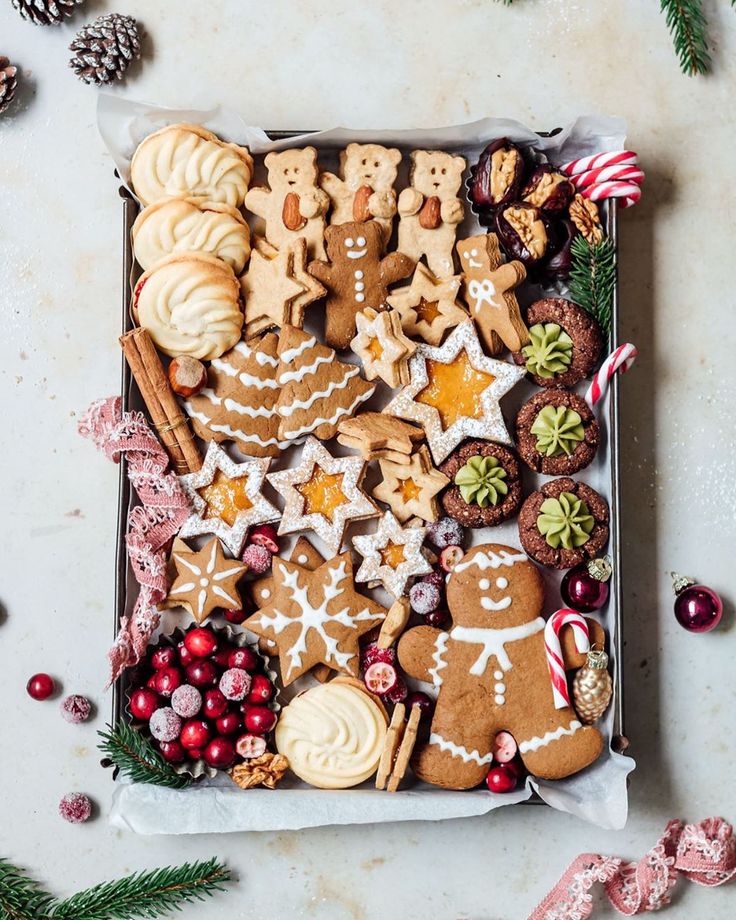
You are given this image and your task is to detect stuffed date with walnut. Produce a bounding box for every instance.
[469,138,525,211]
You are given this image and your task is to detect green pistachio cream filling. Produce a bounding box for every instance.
[454,455,509,507]
[531,404,585,457]
[522,322,573,378]
[537,491,594,549]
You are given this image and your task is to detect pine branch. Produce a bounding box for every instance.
[659,0,711,75]
[0,859,54,920]
[569,236,616,337]
[97,723,191,789]
[50,859,230,920]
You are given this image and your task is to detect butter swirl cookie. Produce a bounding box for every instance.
[132,197,251,274]
[134,252,243,360]
[131,123,254,207]
[275,679,388,789]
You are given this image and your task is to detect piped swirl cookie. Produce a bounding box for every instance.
[130,123,253,207]
[133,252,243,360]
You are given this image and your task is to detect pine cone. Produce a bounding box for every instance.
[0,58,19,115]
[68,14,141,86]
[12,0,84,26]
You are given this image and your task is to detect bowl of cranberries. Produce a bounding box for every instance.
[126,623,279,779]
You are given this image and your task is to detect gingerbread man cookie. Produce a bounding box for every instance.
[398,544,605,789]
[244,147,329,260]
[457,233,530,355]
[309,221,415,350]
[397,150,466,278]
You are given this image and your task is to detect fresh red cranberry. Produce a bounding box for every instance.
[246,673,274,705]
[485,764,518,794]
[212,645,235,668]
[26,673,56,701]
[187,747,204,760]
[215,710,243,736]
[146,673,159,690]
[202,688,228,720]
[223,607,248,625]
[184,627,219,659]
[248,523,279,554]
[180,719,212,750]
[185,659,218,688]
[129,687,160,721]
[244,706,277,734]
[203,736,236,770]
[228,647,260,671]
[177,640,195,667]
[405,690,434,719]
[153,667,183,698]
[150,646,178,670]
[158,739,187,763]
[424,609,451,629]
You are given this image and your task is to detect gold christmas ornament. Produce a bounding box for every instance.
[572,647,612,724]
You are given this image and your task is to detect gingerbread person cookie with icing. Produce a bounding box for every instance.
[398,543,605,789]
[457,233,529,355]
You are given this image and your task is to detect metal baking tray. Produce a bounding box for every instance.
[111,133,627,773]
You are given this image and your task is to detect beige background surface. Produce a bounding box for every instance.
[1,1,735,917]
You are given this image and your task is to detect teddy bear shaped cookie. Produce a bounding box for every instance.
[398,543,605,789]
[244,146,329,260]
[397,150,467,278]
[321,143,402,246]
[309,220,414,350]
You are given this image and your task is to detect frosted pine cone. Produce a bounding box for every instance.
[12,0,84,26]
[0,58,19,115]
[68,13,141,86]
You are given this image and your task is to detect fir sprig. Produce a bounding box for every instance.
[98,722,191,789]
[659,0,711,76]
[569,236,616,337]
[50,859,231,920]
[0,859,54,920]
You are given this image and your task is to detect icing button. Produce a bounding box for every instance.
[494,694,505,706]
[494,670,504,680]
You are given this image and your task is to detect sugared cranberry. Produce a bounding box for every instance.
[486,764,518,794]
[149,707,182,743]
[424,609,451,629]
[223,608,248,625]
[405,691,434,719]
[228,647,260,672]
[185,659,218,688]
[409,581,441,615]
[246,673,274,705]
[184,627,219,659]
[421,570,446,590]
[129,687,160,721]
[248,523,279,554]
[177,640,195,667]
[150,646,178,670]
[202,688,228,720]
[427,517,465,549]
[60,694,92,724]
[154,666,184,698]
[360,642,396,670]
[180,719,212,750]
[220,668,252,701]
[26,673,55,701]
[59,792,92,824]
[158,739,187,764]
[385,676,408,704]
[244,706,277,734]
[171,684,202,719]
[203,736,236,770]
[215,710,242,736]
[242,543,273,575]
[236,733,267,759]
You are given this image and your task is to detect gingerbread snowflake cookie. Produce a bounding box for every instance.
[439,440,522,528]
[386,262,467,346]
[353,511,433,598]
[515,390,599,476]
[350,307,416,387]
[167,537,246,624]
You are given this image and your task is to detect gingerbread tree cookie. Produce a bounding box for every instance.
[386,262,467,346]
[184,333,286,458]
[167,537,246,625]
[353,511,432,598]
[372,445,449,523]
[243,552,385,685]
[308,221,415,350]
[350,307,417,387]
[274,325,374,443]
[457,233,529,355]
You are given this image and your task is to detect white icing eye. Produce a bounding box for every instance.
[261,588,271,599]
[463,251,470,259]
[496,577,508,589]
[471,248,478,257]
[345,238,354,248]
[357,236,366,246]
[479,578,491,590]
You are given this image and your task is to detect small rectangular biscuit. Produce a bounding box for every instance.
[376,703,406,790]
[387,704,421,793]
[377,598,411,649]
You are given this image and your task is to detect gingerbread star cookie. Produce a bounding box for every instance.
[178,441,279,555]
[386,262,468,346]
[372,445,449,523]
[350,307,417,387]
[267,436,380,555]
[243,552,385,685]
[353,511,432,598]
[457,233,529,355]
[167,537,246,624]
[385,320,526,463]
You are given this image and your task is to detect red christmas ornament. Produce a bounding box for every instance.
[561,557,612,612]
[26,673,55,701]
[672,573,723,633]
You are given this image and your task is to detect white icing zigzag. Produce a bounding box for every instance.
[429,732,494,765]
[518,720,582,754]
[454,549,528,574]
[428,631,449,687]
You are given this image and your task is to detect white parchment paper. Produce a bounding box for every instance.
[99,96,635,833]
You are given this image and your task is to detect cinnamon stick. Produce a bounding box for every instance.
[119,328,202,473]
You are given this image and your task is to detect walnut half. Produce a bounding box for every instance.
[504,206,548,261]
[569,194,604,245]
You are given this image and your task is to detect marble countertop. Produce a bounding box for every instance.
[1,1,735,917]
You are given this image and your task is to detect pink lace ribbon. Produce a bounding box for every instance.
[528,817,736,918]
[78,396,191,685]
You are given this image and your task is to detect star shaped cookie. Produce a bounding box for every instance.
[372,445,449,523]
[386,262,468,345]
[267,436,380,555]
[352,511,432,598]
[178,441,280,556]
[243,552,385,685]
[167,537,246,624]
[350,307,417,387]
[385,320,526,463]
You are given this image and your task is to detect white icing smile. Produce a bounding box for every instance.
[347,249,367,259]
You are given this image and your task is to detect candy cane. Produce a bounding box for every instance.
[544,609,591,709]
[580,180,642,208]
[571,165,645,189]
[561,150,637,177]
[585,343,638,410]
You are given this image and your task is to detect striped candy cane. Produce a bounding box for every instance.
[571,165,645,189]
[544,609,591,710]
[580,180,642,208]
[561,150,638,177]
[585,343,638,410]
